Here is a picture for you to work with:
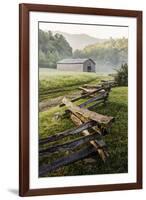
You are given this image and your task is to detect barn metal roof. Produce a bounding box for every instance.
[57,58,95,64]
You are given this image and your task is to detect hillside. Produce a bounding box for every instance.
[53,31,106,51]
[39,29,128,72]
[39,29,72,68]
[73,37,128,72]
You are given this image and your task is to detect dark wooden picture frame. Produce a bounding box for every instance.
[19,3,142,197]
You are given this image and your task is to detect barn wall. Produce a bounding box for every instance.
[57,63,83,72]
[83,60,96,72]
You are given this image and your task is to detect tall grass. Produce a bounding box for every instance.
[40,70,97,91]
[39,69,111,101]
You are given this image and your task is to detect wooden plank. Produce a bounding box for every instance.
[79,92,108,108]
[60,87,104,107]
[39,132,105,156]
[101,80,117,88]
[62,97,114,125]
[82,84,102,89]
[70,114,109,161]
[39,145,97,176]
[79,87,106,97]
[87,100,105,110]
[79,86,98,93]
[101,80,115,83]
[39,121,96,145]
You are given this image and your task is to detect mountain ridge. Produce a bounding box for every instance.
[52,31,106,51]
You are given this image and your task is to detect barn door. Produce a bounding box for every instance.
[87,66,91,72]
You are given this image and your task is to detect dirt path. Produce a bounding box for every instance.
[39,90,81,112]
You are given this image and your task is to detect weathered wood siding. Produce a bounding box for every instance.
[57,59,96,72]
[57,63,83,72]
[83,60,96,72]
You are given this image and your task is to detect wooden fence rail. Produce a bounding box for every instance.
[39,121,96,145]
[40,132,103,156]
[39,80,117,176]
[39,145,97,176]
[60,87,106,107]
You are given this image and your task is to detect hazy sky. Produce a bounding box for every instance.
[39,22,128,39]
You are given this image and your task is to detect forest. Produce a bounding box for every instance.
[39,29,72,68]
[73,37,128,72]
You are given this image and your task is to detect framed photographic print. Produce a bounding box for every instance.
[19,3,142,196]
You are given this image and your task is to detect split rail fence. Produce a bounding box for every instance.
[39,80,117,176]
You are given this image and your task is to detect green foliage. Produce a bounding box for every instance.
[114,63,128,86]
[73,37,128,72]
[39,30,72,68]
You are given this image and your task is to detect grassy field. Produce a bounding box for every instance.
[39,69,111,101]
[39,69,128,177]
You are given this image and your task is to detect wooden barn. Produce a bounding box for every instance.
[57,58,96,72]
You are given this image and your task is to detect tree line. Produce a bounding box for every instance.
[39,29,128,72]
[39,29,72,68]
[73,37,128,72]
